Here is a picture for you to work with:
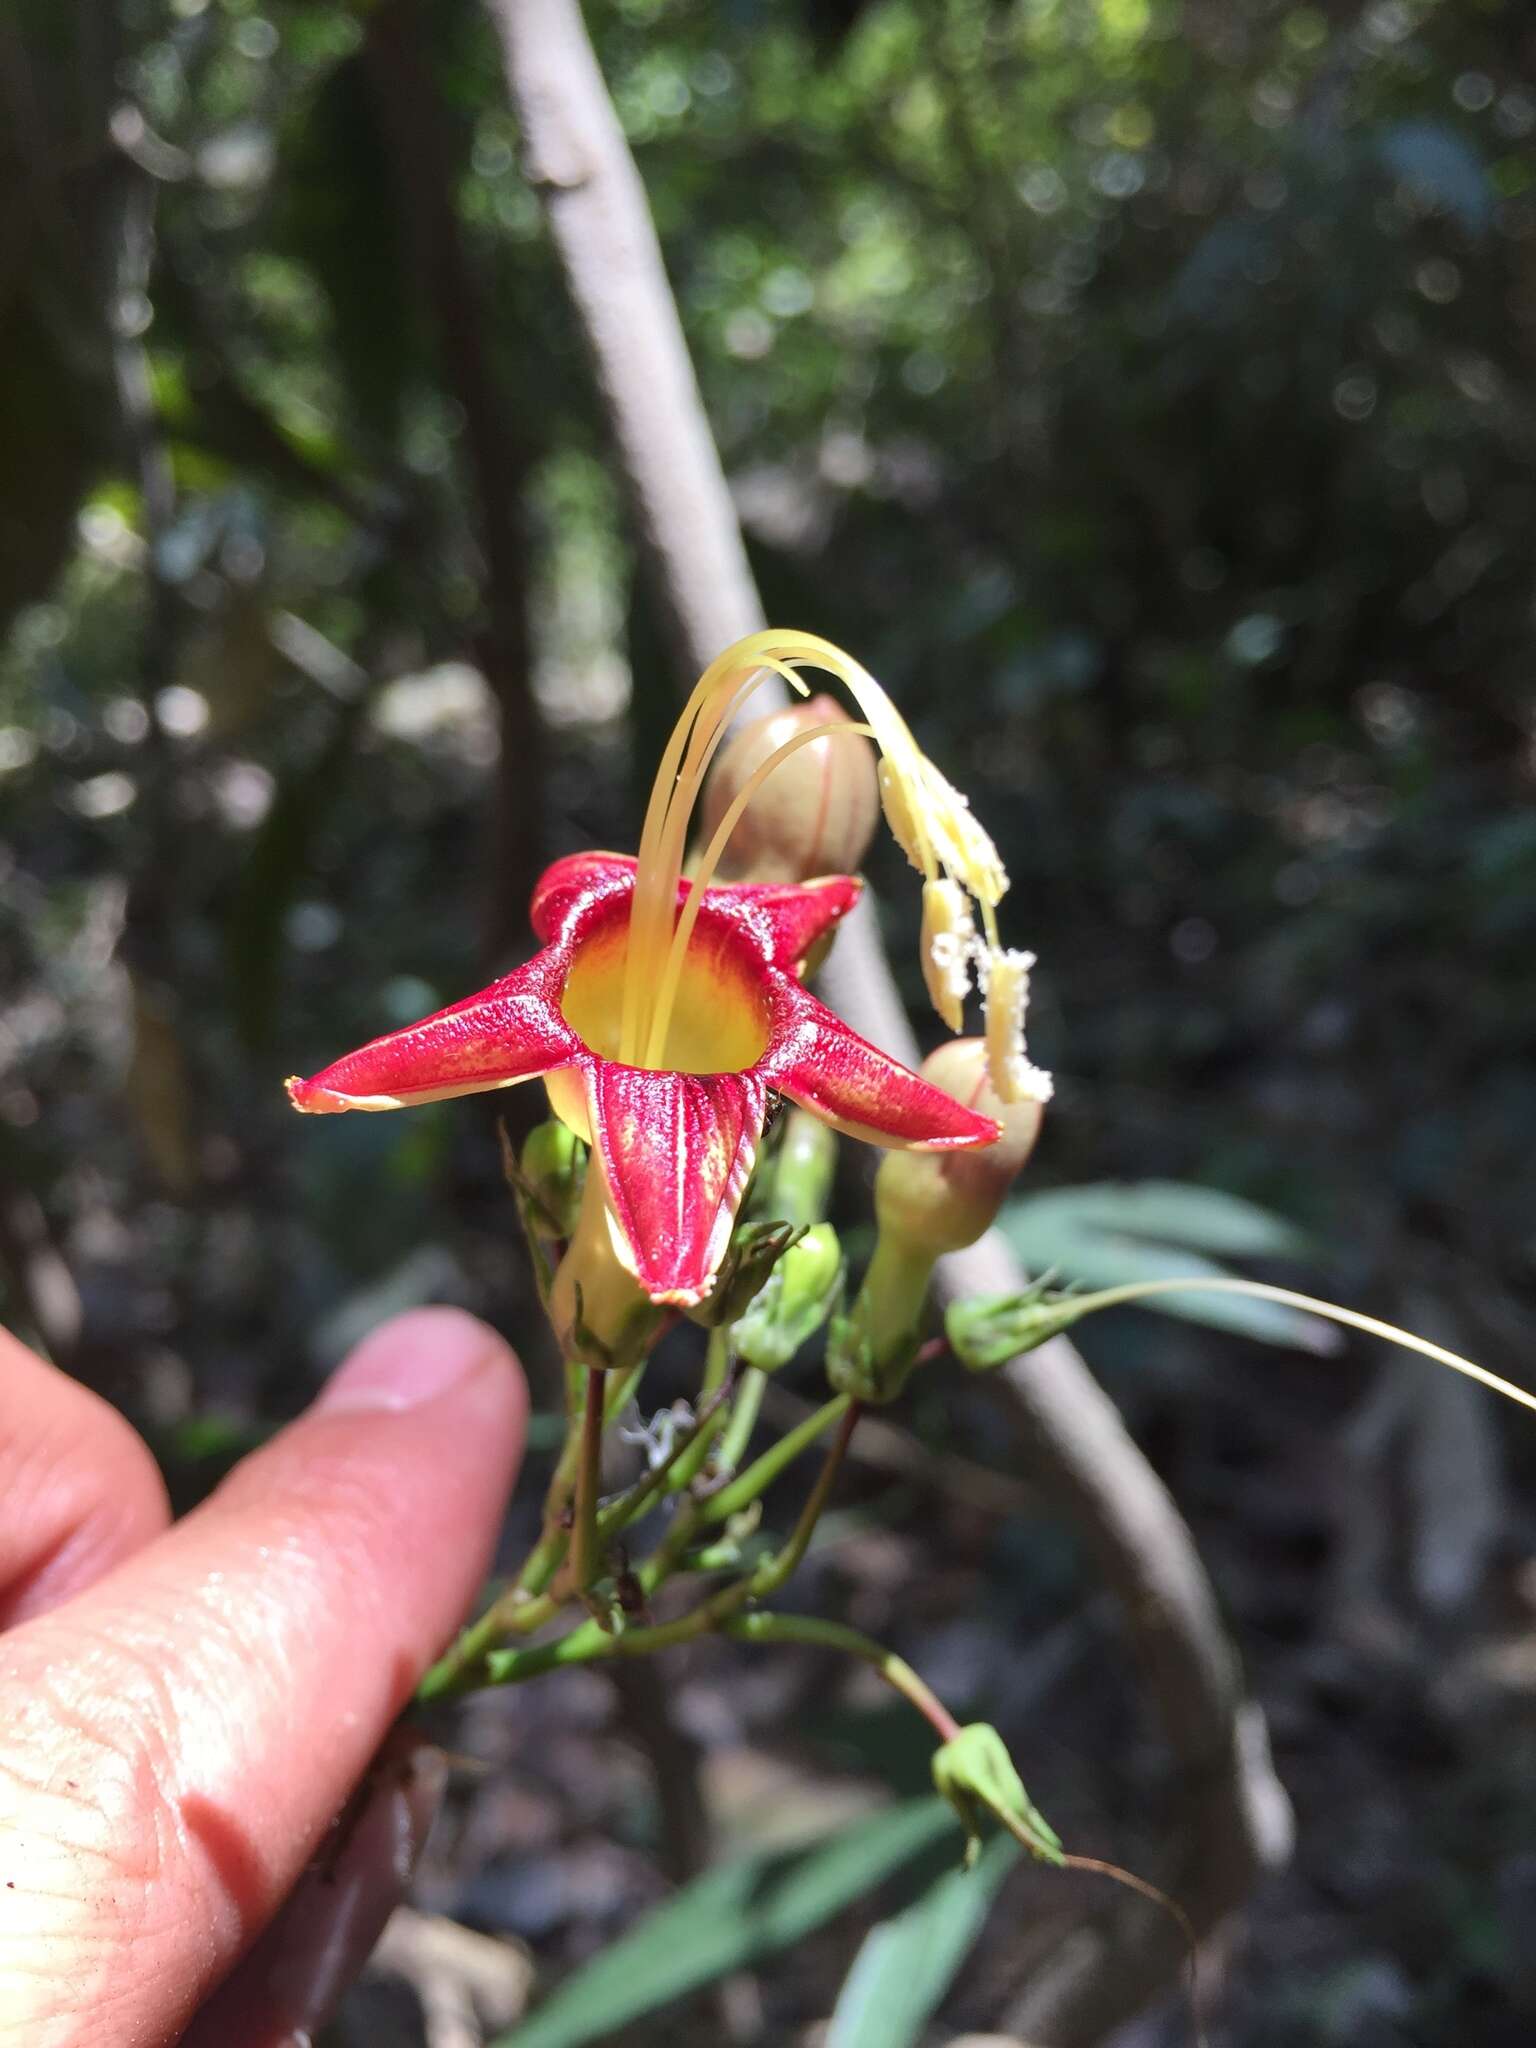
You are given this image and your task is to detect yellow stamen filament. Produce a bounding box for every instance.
[622,648,809,1062]
[620,629,1030,1080]
[642,719,876,1068]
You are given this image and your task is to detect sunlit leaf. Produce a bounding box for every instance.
[494,1799,955,2048]
[826,1833,1018,2048]
[999,1182,1337,1352]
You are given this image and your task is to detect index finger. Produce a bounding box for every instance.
[0,1308,526,2047]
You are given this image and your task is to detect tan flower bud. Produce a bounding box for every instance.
[699,694,879,883]
[874,1038,1043,1254]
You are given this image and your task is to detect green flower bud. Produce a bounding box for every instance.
[519,1118,587,1238]
[687,1220,802,1329]
[945,1284,1082,1371]
[824,1298,919,1403]
[735,1222,844,1371]
[874,1039,1043,1256]
[932,1723,1063,1871]
[766,1108,839,1229]
[698,694,880,885]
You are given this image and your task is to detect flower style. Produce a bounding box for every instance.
[288,852,999,1305]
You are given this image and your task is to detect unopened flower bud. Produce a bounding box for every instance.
[519,1118,586,1238]
[921,878,974,1032]
[734,1221,843,1371]
[874,1038,1042,1255]
[932,1723,1063,1870]
[699,694,879,884]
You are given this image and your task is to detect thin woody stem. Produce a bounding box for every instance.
[570,1363,605,1596]
[449,1400,863,1696]
[514,1353,650,1599]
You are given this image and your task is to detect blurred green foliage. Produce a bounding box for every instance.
[3,0,1530,1398]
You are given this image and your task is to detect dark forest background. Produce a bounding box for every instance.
[3,2,1535,2043]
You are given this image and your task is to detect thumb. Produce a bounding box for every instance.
[0,1308,526,2048]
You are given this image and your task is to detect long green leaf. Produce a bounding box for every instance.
[1011,1181,1311,1260]
[495,1798,955,2048]
[826,1832,1018,2048]
[1001,1183,1337,1352]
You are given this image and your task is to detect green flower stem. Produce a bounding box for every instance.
[713,1363,766,1476]
[666,1326,733,1494]
[420,1353,860,1705]
[570,1363,605,1597]
[514,1428,583,1600]
[699,1391,851,1526]
[597,1375,737,1541]
[604,1355,651,1423]
[857,1233,937,1367]
[679,1535,760,1572]
[772,1108,838,1227]
[419,1352,660,1702]
[509,1351,652,1604]
[465,1401,862,1696]
[721,1612,961,1743]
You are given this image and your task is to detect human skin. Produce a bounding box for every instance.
[0,1308,527,2046]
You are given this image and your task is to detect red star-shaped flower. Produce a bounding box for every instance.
[288,853,999,1305]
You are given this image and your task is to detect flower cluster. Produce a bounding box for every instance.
[289,630,1048,1312]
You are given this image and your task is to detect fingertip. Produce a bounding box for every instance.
[315,1306,526,1422]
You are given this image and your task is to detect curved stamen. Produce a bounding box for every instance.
[622,647,809,1062]
[642,719,876,1067]
[620,630,1037,1099]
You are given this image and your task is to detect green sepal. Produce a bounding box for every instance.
[944,1276,1084,1372]
[521,1119,587,1236]
[733,1222,844,1371]
[931,1723,1064,1870]
[686,1220,805,1330]
[570,1283,654,1374]
[501,1118,587,1304]
[825,1305,920,1404]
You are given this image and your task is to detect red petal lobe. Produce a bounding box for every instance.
[586,1065,768,1306]
[530,853,636,941]
[718,875,862,969]
[287,961,576,1113]
[770,993,1000,1150]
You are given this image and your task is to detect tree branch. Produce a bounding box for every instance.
[363,0,545,964]
[482,1,1291,2034]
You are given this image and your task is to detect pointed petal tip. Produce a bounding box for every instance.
[286,1074,350,1114]
[917,1110,1004,1150]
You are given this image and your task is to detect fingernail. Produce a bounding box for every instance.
[316,1307,503,1416]
[267,1735,446,2036]
[184,1731,447,2048]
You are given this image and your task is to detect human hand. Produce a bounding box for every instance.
[0,1308,527,2047]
